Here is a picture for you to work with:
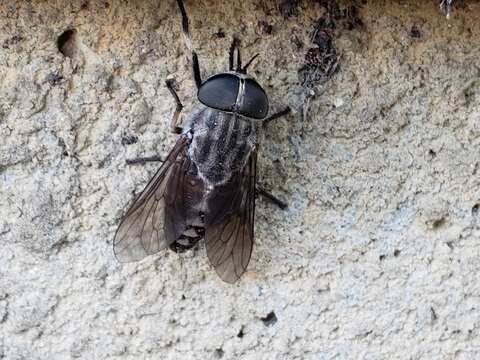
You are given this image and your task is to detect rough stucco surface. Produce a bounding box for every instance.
[1,0,480,359]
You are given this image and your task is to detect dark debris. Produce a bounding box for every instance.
[214,348,224,358]
[213,29,225,38]
[260,311,278,327]
[410,25,422,38]
[259,20,273,35]
[298,29,338,89]
[2,34,24,49]
[121,134,138,146]
[47,73,64,86]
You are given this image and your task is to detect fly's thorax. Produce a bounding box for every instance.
[187,105,256,186]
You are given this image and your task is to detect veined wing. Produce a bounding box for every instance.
[113,134,191,262]
[205,151,257,283]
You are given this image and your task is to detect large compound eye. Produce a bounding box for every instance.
[240,79,269,119]
[198,74,239,112]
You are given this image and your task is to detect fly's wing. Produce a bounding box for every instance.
[113,135,191,262]
[205,151,257,283]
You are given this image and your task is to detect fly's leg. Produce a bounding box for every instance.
[176,0,202,88]
[125,79,181,164]
[258,107,291,209]
[263,107,291,126]
[126,156,163,165]
[166,79,184,134]
[256,186,288,210]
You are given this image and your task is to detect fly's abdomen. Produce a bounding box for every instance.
[188,106,256,185]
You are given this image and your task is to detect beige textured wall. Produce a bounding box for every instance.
[1,1,480,359]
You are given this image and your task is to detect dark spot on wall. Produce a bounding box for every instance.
[428,149,436,157]
[57,29,77,57]
[318,285,330,293]
[431,217,446,229]
[393,249,400,257]
[214,348,224,358]
[80,1,89,10]
[213,29,225,38]
[121,135,138,146]
[472,204,479,216]
[259,20,273,34]
[261,311,277,327]
[2,34,23,49]
[237,327,244,338]
[430,307,438,322]
[410,25,422,38]
[58,138,68,157]
[379,254,386,261]
[47,72,64,86]
[446,241,454,249]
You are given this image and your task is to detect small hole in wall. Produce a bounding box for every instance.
[57,29,77,57]
[393,249,401,257]
[237,327,244,338]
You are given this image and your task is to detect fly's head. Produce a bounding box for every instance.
[197,71,269,120]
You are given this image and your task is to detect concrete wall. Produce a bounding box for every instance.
[1,0,480,359]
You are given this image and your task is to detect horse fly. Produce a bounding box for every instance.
[113,0,291,283]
